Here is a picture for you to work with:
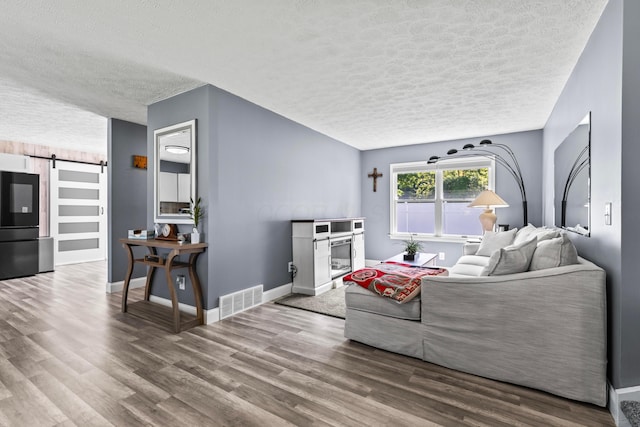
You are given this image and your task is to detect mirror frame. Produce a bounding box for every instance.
[153,119,197,224]
[554,112,590,236]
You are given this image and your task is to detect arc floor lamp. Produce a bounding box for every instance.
[427,139,528,226]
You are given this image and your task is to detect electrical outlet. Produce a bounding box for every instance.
[176,275,186,290]
[288,261,294,272]
[438,252,445,261]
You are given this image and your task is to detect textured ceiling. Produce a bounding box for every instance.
[0,1,608,154]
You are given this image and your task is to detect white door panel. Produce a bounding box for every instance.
[50,161,107,266]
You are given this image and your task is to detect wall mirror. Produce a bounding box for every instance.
[154,119,196,224]
[554,112,590,236]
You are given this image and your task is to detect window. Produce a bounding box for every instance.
[390,158,494,239]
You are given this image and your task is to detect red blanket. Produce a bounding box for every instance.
[342,263,447,303]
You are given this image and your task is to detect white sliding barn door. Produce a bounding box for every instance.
[50,161,107,265]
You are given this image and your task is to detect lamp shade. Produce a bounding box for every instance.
[468,190,509,208]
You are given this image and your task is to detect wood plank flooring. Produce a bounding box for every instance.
[0,261,614,426]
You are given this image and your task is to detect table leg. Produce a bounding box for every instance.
[165,250,181,333]
[121,243,134,313]
[188,252,204,325]
[144,247,158,301]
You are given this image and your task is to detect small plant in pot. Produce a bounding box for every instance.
[189,197,204,244]
[402,236,422,261]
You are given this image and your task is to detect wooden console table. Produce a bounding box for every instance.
[119,238,207,333]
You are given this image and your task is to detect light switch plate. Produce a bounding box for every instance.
[605,202,612,226]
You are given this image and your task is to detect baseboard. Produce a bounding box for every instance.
[109,281,293,326]
[207,282,291,323]
[608,382,640,426]
[365,259,381,267]
[106,277,146,293]
[147,295,220,325]
[263,282,292,302]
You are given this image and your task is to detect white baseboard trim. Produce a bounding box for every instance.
[608,382,640,426]
[147,295,220,325]
[263,282,292,302]
[106,277,146,294]
[365,259,381,267]
[109,281,293,326]
[205,282,291,324]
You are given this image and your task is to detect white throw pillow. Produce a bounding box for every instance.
[476,229,517,257]
[482,238,538,276]
[513,224,537,245]
[529,234,579,271]
[513,224,560,245]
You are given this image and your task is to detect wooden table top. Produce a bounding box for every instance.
[119,238,208,250]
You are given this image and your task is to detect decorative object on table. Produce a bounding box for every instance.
[367,167,383,192]
[127,229,155,239]
[132,155,147,169]
[468,189,509,232]
[401,235,422,261]
[428,139,527,226]
[156,223,179,241]
[188,196,204,244]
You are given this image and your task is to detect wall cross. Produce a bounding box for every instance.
[368,167,383,192]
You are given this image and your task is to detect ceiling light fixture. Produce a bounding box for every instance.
[165,145,190,154]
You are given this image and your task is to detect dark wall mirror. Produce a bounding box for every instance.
[154,120,196,224]
[554,112,590,236]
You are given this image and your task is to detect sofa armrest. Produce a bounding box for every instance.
[420,259,607,406]
[462,242,481,255]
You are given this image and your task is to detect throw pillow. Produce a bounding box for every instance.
[476,229,517,257]
[513,224,537,245]
[513,224,560,245]
[482,238,538,276]
[529,234,579,271]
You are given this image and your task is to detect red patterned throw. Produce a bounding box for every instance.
[342,263,447,303]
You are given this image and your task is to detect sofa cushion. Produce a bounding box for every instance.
[529,234,579,271]
[476,229,517,256]
[345,284,421,321]
[514,224,560,245]
[448,255,491,277]
[482,238,537,276]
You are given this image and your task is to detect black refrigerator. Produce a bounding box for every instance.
[0,171,39,280]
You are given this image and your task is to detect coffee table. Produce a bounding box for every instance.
[385,252,438,267]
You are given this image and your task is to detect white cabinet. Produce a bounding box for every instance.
[352,232,365,271]
[158,172,178,202]
[159,172,191,203]
[178,173,191,203]
[313,239,331,286]
[291,218,365,296]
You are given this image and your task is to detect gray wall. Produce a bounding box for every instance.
[361,130,543,265]
[147,86,212,307]
[107,119,148,283]
[620,0,640,389]
[542,0,634,388]
[147,85,361,309]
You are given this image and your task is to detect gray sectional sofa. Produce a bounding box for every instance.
[344,226,607,406]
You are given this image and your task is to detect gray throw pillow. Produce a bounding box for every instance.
[482,238,538,276]
[476,229,517,257]
[529,234,579,271]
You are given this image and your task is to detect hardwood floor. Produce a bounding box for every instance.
[0,261,614,426]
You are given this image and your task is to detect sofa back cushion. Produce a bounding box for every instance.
[482,238,538,276]
[529,234,579,271]
[513,224,560,246]
[476,229,517,256]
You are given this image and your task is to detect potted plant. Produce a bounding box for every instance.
[189,197,204,243]
[402,235,422,261]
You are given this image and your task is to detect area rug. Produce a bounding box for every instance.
[275,286,346,319]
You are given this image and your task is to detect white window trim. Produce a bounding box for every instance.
[389,157,495,241]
